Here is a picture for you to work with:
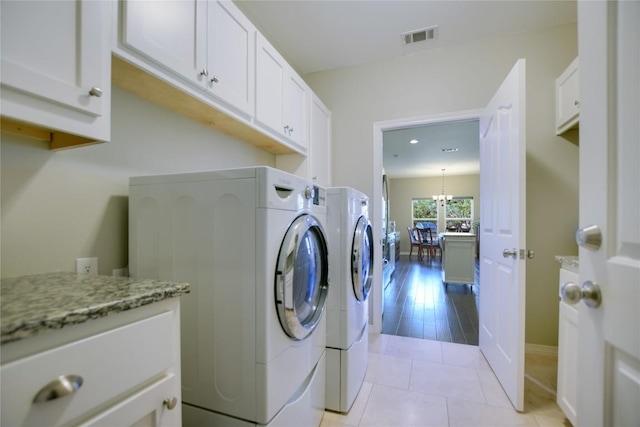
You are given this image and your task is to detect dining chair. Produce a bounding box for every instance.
[407,227,424,260]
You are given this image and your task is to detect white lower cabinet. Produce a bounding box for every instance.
[0,0,111,148]
[0,300,182,427]
[441,233,476,286]
[557,267,579,426]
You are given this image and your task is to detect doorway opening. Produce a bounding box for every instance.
[377,113,481,345]
[371,109,482,339]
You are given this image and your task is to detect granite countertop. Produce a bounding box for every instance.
[555,255,579,268]
[1,272,190,345]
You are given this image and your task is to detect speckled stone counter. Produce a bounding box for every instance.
[555,255,579,269]
[1,272,190,345]
[555,255,579,274]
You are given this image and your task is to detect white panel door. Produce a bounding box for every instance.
[206,0,255,115]
[122,0,207,87]
[479,59,526,411]
[576,1,640,425]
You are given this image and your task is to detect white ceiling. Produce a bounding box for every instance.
[233,0,577,178]
[383,119,480,178]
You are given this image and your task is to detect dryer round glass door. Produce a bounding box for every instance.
[275,214,329,340]
[351,216,374,301]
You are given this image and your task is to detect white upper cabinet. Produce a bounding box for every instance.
[309,93,332,186]
[0,0,111,147]
[556,57,579,135]
[206,1,255,115]
[256,33,309,151]
[122,0,207,86]
[122,0,255,116]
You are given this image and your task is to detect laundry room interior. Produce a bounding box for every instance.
[4,0,623,426]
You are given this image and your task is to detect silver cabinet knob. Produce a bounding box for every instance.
[210,76,219,83]
[89,87,102,97]
[574,100,580,106]
[576,225,602,250]
[503,248,517,259]
[200,69,209,77]
[33,375,83,403]
[163,396,178,410]
[560,280,602,308]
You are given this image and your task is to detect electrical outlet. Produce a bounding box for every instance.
[76,257,98,276]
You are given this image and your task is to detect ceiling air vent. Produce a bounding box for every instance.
[402,26,438,45]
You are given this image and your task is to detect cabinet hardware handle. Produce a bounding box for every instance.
[33,375,83,403]
[89,87,102,98]
[200,69,209,77]
[210,76,219,83]
[163,396,178,410]
[574,100,580,106]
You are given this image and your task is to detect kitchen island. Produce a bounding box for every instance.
[1,272,190,426]
[439,232,477,288]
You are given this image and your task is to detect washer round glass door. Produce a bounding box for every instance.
[275,214,329,340]
[351,216,374,301]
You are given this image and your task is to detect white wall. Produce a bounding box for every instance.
[389,174,480,254]
[305,23,579,346]
[1,87,275,277]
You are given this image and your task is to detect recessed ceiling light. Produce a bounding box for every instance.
[410,139,419,144]
[441,147,459,152]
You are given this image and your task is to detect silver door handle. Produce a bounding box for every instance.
[503,248,517,259]
[560,280,602,308]
[576,225,602,250]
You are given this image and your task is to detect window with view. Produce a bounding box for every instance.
[412,198,438,227]
[445,197,474,232]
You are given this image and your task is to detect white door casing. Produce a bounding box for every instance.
[576,1,640,425]
[478,59,526,411]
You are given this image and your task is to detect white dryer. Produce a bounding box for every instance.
[129,167,329,426]
[325,187,373,413]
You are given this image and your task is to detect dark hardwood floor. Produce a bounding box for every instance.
[381,254,480,345]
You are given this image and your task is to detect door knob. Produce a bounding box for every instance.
[576,225,602,250]
[503,248,517,259]
[560,280,602,308]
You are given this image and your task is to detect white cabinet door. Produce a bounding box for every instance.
[284,70,310,148]
[256,33,286,135]
[122,0,207,87]
[557,268,579,425]
[206,0,255,115]
[80,375,180,427]
[309,94,332,186]
[0,0,110,142]
[555,57,579,134]
[256,33,309,150]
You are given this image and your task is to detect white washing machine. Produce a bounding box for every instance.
[129,166,329,426]
[325,187,373,413]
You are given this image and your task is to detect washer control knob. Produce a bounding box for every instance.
[304,186,314,200]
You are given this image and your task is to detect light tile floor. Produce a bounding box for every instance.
[321,334,571,427]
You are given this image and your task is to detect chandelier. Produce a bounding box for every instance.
[432,168,453,206]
